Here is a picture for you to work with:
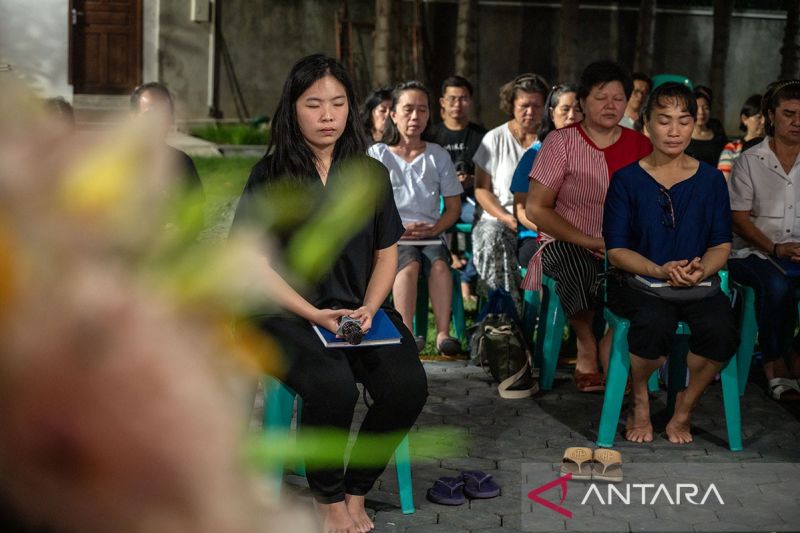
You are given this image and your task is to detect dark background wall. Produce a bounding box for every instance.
[165,1,787,135]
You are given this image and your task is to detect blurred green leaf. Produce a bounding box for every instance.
[285,160,387,282]
[244,427,466,470]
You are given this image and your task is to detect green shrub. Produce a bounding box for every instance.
[191,124,270,145]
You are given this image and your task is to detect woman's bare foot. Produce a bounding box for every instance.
[315,501,357,533]
[625,398,653,443]
[451,253,466,270]
[345,494,374,532]
[666,391,693,444]
[461,282,477,303]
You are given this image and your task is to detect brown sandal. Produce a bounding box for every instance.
[592,449,623,482]
[560,447,593,480]
[575,371,605,393]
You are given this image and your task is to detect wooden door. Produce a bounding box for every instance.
[70,0,142,94]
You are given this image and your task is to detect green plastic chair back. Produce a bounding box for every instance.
[650,74,693,90]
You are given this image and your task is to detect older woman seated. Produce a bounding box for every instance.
[603,82,737,444]
[369,81,463,355]
[728,80,800,401]
[525,61,652,393]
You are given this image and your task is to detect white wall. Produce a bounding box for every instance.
[143,0,160,83]
[0,0,73,99]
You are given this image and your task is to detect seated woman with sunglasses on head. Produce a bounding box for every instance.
[603,83,737,445]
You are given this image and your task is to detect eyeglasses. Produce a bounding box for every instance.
[658,187,675,228]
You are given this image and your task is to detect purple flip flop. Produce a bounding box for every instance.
[426,477,466,506]
[461,471,501,499]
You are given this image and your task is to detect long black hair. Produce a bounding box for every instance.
[537,84,578,141]
[360,86,393,138]
[381,81,432,146]
[738,94,762,133]
[261,54,367,181]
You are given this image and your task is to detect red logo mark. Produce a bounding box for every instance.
[527,473,573,518]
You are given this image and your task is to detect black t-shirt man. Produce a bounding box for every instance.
[423,122,486,198]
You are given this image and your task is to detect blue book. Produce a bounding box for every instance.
[775,258,800,277]
[312,309,403,348]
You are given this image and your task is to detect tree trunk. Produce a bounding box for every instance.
[454,0,478,81]
[633,0,656,73]
[608,1,620,61]
[710,0,733,121]
[410,0,426,83]
[373,0,395,87]
[558,0,579,83]
[781,0,800,79]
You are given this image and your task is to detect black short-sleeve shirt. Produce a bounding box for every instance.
[423,121,487,197]
[232,155,404,311]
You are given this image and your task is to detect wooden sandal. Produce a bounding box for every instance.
[592,449,623,482]
[560,447,593,480]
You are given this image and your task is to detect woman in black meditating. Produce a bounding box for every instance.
[603,82,737,445]
[233,55,427,533]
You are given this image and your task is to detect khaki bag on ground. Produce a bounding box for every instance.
[469,313,538,399]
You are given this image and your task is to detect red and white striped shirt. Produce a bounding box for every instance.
[522,123,651,290]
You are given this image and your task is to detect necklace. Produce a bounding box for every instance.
[509,121,535,147]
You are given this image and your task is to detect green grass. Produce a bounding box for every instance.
[191,124,270,146]
[419,296,478,357]
[195,156,256,199]
[195,156,258,238]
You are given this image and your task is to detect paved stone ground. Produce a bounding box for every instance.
[268,361,800,532]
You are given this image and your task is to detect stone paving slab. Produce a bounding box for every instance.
[265,360,800,532]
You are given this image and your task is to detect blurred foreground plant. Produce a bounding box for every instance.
[0,79,312,533]
[0,79,462,533]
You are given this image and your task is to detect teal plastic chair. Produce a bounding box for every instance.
[651,73,693,90]
[262,377,416,514]
[733,283,757,396]
[522,289,539,343]
[535,273,660,392]
[413,269,467,344]
[535,274,567,390]
[731,282,800,396]
[596,271,743,451]
[519,267,540,344]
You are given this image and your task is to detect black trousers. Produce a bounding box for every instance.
[258,309,428,503]
[607,279,737,363]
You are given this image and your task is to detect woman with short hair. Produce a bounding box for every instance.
[717,94,764,179]
[686,90,727,166]
[524,60,652,393]
[510,83,583,267]
[728,80,800,401]
[368,81,463,355]
[471,73,549,301]
[604,82,736,443]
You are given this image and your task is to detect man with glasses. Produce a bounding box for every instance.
[424,76,486,300]
[424,76,486,216]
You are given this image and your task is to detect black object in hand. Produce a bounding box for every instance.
[454,159,474,175]
[337,316,364,345]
